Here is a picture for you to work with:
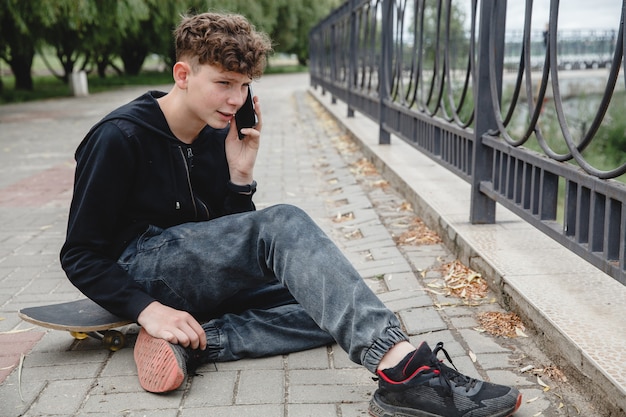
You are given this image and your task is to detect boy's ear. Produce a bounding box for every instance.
[173,61,191,89]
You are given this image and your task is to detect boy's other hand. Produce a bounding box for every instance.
[137,301,207,350]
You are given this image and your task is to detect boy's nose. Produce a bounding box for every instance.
[229,90,247,108]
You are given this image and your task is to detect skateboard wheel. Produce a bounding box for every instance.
[102,330,126,351]
[70,331,89,340]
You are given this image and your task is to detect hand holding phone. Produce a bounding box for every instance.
[234,87,258,139]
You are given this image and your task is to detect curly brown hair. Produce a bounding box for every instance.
[174,12,273,79]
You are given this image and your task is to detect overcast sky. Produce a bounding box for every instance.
[461,0,622,31]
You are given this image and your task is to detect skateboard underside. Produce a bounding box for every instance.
[18,299,133,351]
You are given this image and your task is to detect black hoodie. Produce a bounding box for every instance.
[60,91,255,320]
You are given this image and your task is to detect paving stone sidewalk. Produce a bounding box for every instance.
[0,73,601,416]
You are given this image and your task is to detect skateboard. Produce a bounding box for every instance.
[18,298,133,351]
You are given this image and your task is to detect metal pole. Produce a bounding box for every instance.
[470,0,506,223]
[379,0,392,144]
[347,0,357,118]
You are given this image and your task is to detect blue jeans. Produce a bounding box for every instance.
[118,204,407,373]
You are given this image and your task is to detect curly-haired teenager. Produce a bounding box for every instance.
[60,12,521,417]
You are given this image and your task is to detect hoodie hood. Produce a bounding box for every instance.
[79,91,182,154]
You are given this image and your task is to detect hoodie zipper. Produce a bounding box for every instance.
[87,103,213,219]
[177,146,210,219]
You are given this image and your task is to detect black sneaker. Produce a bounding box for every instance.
[369,342,522,417]
[134,328,188,393]
[133,328,212,393]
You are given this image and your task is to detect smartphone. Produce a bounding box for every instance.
[235,87,257,139]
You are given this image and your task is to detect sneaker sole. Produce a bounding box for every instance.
[368,390,522,417]
[134,328,185,393]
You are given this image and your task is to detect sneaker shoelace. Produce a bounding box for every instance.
[431,342,479,394]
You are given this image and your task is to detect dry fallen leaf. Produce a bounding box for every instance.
[332,133,359,154]
[515,327,529,338]
[394,217,442,246]
[344,229,363,240]
[333,212,354,223]
[370,179,389,188]
[350,158,379,176]
[541,365,568,383]
[0,328,35,335]
[438,261,489,300]
[537,376,551,392]
[476,311,526,338]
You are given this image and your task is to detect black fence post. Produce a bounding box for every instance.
[379,0,392,145]
[470,0,506,224]
[330,21,338,104]
[347,0,357,118]
[623,2,626,88]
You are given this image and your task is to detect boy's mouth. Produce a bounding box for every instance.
[217,110,235,121]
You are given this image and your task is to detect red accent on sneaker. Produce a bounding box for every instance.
[510,392,523,416]
[376,366,440,385]
[401,350,418,376]
[134,328,185,393]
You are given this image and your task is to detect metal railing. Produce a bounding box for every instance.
[309,0,626,286]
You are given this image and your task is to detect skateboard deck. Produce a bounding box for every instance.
[18,298,133,351]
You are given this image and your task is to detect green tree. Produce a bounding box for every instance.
[117,0,196,76]
[122,0,288,76]
[91,0,150,77]
[271,0,343,65]
[37,0,153,79]
[196,0,342,65]
[405,0,468,69]
[37,0,99,82]
[0,0,48,90]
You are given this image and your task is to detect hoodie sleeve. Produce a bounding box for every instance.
[223,190,256,214]
[60,122,156,321]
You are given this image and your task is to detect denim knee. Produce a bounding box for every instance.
[261,204,311,224]
[256,204,322,239]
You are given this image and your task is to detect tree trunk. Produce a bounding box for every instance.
[120,45,148,76]
[10,46,35,91]
[97,58,108,78]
